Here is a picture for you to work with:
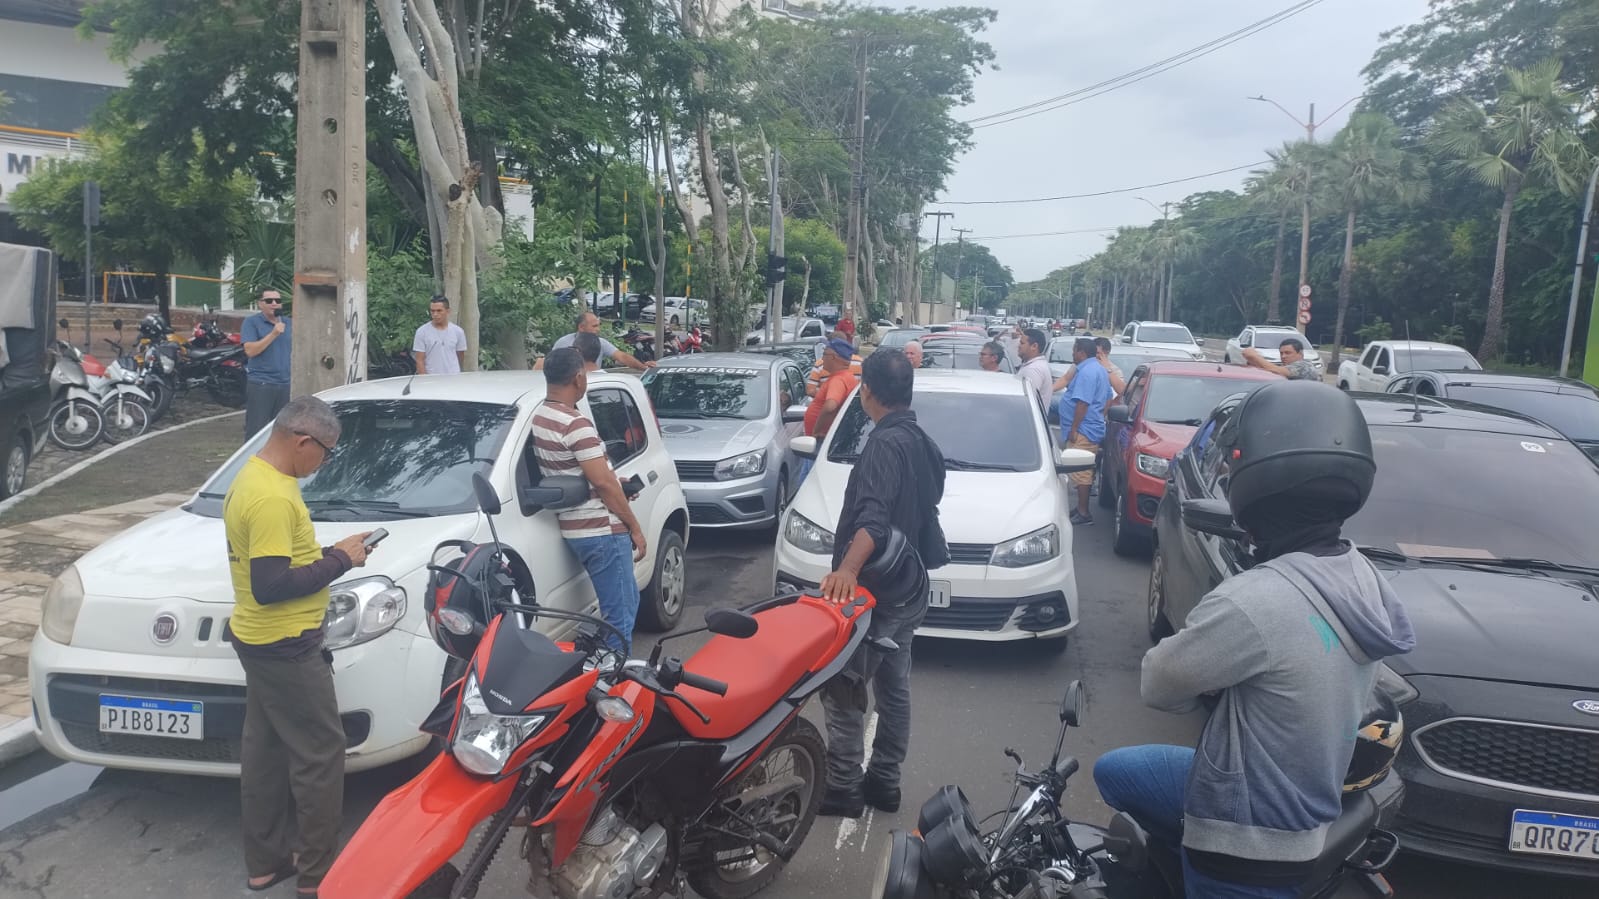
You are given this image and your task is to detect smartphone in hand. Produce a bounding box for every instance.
[363,528,389,550]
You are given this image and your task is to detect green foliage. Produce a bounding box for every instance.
[232,206,295,299]
[1433,323,1467,345]
[756,218,847,311]
[1357,317,1394,343]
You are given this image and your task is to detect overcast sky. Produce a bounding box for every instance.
[915,0,1432,282]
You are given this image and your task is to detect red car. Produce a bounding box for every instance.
[1100,361,1279,555]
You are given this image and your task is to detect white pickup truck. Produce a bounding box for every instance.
[1336,340,1482,392]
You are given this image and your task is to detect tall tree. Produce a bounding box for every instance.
[1325,113,1429,368]
[1246,144,1312,325]
[1434,60,1591,360]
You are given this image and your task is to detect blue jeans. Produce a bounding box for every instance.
[566,533,639,655]
[1094,745,1299,899]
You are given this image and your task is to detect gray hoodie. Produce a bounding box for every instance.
[1141,545,1415,862]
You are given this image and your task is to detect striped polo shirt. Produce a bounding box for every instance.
[531,400,626,538]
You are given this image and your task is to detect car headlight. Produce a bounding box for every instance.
[41,565,85,644]
[1375,663,1419,706]
[451,672,549,776]
[992,525,1059,568]
[1136,453,1170,478]
[322,576,407,650]
[784,511,835,555]
[715,449,766,480]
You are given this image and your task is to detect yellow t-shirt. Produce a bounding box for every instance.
[224,456,330,645]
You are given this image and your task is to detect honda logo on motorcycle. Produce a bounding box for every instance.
[1574,700,1599,716]
[150,613,179,645]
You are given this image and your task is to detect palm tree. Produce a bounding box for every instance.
[1326,113,1429,369]
[1434,60,1592,360]
[1246,143,1312,325]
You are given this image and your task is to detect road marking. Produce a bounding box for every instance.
[834,710,879,854]
[862,711,877,770]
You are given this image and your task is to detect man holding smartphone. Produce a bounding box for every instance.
[224,396,375,898]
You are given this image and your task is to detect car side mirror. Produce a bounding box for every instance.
[471,472,503,515]
[1195,338,1207,347]
[1106,404,1131,424]
[1060,680,1084,727]
[1055,447,1096,475]
[517,474,590,515]
[1120,335,1132,344]
[1373,364,1390,375]
[782,404,807,424]
[1240,337,1251,348]
[1181,498,1247,541]
[790,435,818,459]
[705,608,759,638]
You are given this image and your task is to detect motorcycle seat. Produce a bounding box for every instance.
[187,345,242,360]
[670,600,838,740]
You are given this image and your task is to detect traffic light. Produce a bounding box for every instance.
[765,252,787,287]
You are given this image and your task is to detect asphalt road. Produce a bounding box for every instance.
[0,522,1591,897]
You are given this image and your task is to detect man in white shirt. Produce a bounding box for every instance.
[412,295,468,374]
[1016,327,1053,412]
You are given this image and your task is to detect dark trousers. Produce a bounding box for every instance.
[244,381,291,438]
[237,649,346,888]
[821,614,920,792]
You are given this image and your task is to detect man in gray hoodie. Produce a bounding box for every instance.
[1094,380,1415,897]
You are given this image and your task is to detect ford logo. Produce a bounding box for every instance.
[1574,700,1599,716]
[151,613,179,646]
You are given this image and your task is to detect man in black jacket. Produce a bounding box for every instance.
[818,349,948,818]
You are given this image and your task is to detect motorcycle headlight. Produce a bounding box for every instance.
[715,450,766,480]
[1136,453,1170,478]
[783,511,834,555]
[1375,663,1419,706]
[322,576,407,650]
[41,565,85,644]
[992,525,1059,569]
[452,672,549,776]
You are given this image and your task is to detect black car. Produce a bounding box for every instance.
[1386,370,1599,462]
[1150,393,1599,879]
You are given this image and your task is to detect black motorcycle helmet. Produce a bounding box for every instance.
[138,313,170,340]
[857,527,919,596]
[1212,379,1375,526]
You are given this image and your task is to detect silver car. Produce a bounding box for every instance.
[643,353,808,530]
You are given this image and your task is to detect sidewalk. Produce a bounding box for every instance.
[0,413,246,762]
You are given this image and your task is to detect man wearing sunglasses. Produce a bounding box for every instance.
[242,290,294,438]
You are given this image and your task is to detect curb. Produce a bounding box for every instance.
[0,717,40,769]
[0,409,242,521]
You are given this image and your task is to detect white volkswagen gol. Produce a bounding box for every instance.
[29,371,689,776]
[771,370,1093,647]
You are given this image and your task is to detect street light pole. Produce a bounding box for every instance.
[1560,161,1599,378]
[925,211,954,315]
[1136,196,1173,319]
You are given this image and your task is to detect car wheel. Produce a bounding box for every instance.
[638,528,686,632]
[2,429,28,499]
[1147,547,1174,643]
[1096,460,1116,510]
[1113,491,1146,557]
[1338,380,1349,391]
[767,468,790,535]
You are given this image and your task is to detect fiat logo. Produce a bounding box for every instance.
[1574,700,1599,716]
[151,613,179,645]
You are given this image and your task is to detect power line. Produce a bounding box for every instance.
[965,227,1121,241]
[935,160,1270,206]
[964,0,1330,130]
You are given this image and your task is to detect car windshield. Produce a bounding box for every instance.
[644,366,770,420]
[1445,387,1599,442]
[1347,426,1599,566]
[827,391,1041,471]
[1137,325,1195,345]
[880,329,927,349]
[922,343,1007,372]
[1144,376,1267,425]
[1252,330,1304,349]
[1048,341,1077,363]
[1394,347,1479,371]
[192,399,520,520]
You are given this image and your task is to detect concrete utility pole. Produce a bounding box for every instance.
[842,38,870,325]
[1560,160,1599,378]
[767,146,785,344]
[925,211,953,307]
[951,227,972,314]
[293,0,368,392]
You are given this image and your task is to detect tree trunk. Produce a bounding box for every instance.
[1332,207,1357,371]
[1480,178,1519,361]
[694,117,739,351]
[1267,211,1287,325]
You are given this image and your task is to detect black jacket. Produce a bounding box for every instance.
[832,410,948,627]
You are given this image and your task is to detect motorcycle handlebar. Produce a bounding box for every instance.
[678,670,729,696]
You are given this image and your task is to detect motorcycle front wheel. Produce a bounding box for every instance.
[144,375,174,422]
[102,395,152,444]
[48,400,105,451]
[208,367,247,409]
[688,717,825,899]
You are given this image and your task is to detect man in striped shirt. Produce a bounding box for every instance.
[532,348,647,653]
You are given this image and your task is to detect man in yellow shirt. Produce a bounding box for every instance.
[224,395,371,897]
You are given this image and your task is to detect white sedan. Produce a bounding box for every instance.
[771,371,1094,647]
[1224,325,1326,375]
[30,372,691,776]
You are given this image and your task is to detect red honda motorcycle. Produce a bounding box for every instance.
[321,473,879,899]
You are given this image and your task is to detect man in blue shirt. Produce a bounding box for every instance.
[1059,337,1112,526]
[241,290,292,438]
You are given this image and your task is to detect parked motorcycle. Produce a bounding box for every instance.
[621,327,657,363]
[106,318,176,423]
[46,338,104,451]
[370,347,418,379]
[163,336,247,409]
[189,305,240,349]
[875,681,1401,899]
[321,473,880,899]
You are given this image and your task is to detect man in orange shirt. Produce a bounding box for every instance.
[800,338,859,485]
